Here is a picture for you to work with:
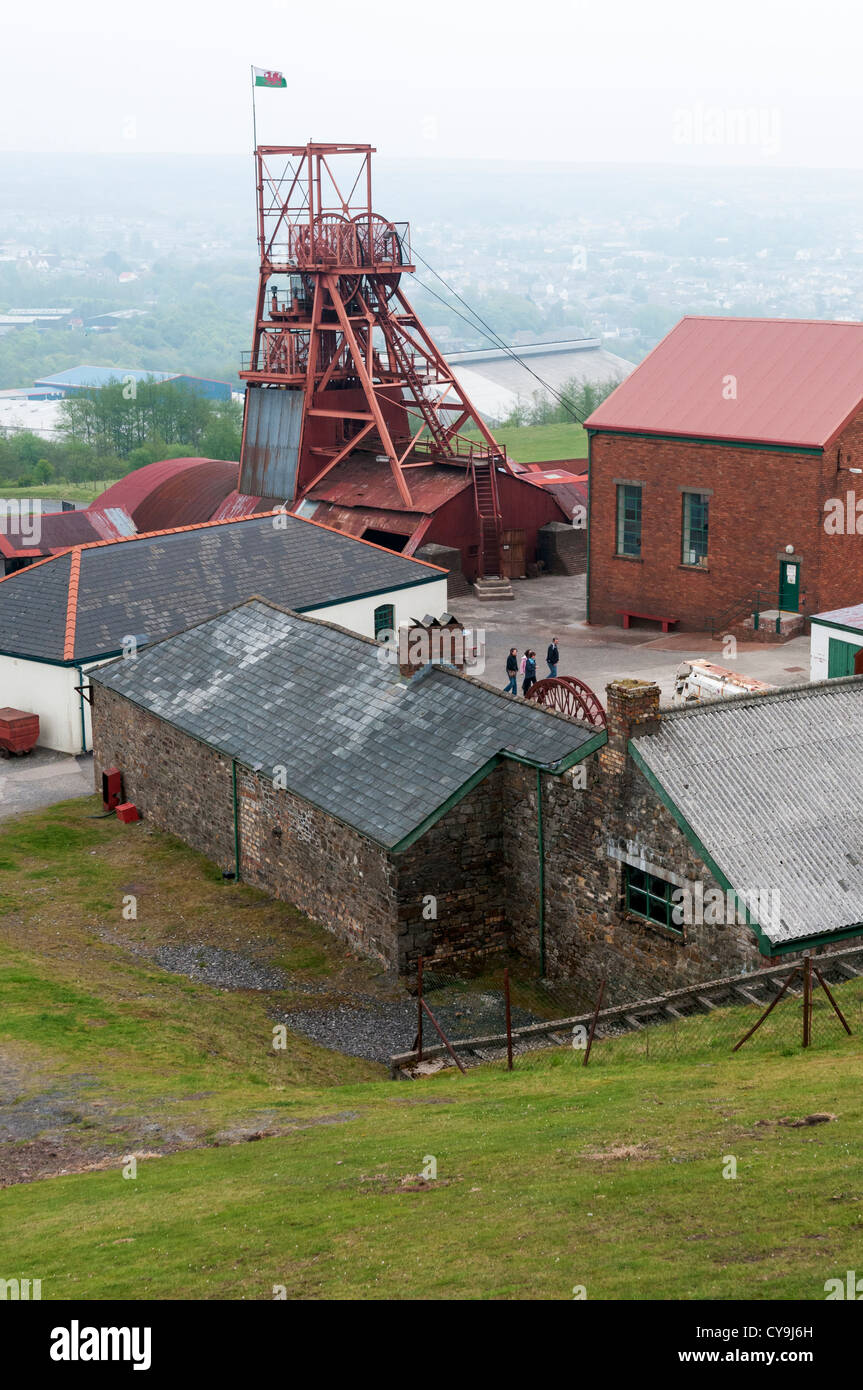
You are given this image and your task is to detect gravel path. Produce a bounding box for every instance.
[150,944,290,992]
[281,988,541,1063]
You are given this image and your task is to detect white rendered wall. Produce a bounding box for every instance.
[810,623,863,681]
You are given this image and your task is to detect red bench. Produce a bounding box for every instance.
[619,610,679,633]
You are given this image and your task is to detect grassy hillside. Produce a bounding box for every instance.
[464,421,588,464]
[1,800,861,1300]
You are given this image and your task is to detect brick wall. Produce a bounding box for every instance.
[588,419,863,630]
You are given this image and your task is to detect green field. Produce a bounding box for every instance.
[2,483,103,503]
[1,799,861,1300]
[466,420,588,465]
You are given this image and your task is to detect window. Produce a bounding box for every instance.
[374,603,395,640]
[681,492,709,566]
[625,864,682,935]
[616,484,642,557]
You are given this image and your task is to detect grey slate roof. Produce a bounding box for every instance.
[631,679,863,946]
[90,598,597,849]
[0,512,444,663]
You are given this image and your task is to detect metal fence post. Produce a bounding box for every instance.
[417,955,423,1063]
[504,967,513,1070]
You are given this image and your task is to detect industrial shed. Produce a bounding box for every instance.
[89,598,600,973]
[0,511,447,753]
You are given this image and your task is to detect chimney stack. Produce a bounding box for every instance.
[601,679,661,776]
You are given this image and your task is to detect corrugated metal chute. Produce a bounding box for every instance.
[239,386,304,500]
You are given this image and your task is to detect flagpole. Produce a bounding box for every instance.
[250,65,258,151]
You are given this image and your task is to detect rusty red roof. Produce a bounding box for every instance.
[585,316,863,449]
[307,453,471,512]
[92,457,239,530]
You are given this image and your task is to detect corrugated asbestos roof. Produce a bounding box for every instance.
[90,598,596,849]
[585,316,863,448]
[631,679,863,946]
[0,510,445,663]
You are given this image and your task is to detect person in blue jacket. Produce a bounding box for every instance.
[546,637,560,678]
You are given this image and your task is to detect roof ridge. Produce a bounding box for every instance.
[63,548,82,659]
[656,672,863,722]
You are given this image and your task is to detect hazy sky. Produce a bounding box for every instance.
[5,0,863,166]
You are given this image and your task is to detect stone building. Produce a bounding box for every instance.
[0,509,447,754]
[585,315,863,633]
[89,595,863,997]
[89,598,599,974]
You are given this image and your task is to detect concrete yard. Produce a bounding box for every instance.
[454,572,811,702]
[0,748,94,821]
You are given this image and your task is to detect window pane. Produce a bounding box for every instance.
[682,492,709,566]
[616,484,642,557]
[628,866,646,890]
[628,888,648,916]
[374,604,394,639]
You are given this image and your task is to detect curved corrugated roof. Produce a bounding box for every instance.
[93,458,239,531]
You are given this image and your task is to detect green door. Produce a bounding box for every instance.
[778,560,800,612]
[828,637,861,678]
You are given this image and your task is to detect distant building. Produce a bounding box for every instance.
[447,338,633,423]
[33,365,232,401]
[586,315,863,632]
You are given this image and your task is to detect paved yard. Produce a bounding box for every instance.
[0,748,94,820]
[455,572,811,703]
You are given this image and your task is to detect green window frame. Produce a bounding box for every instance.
[625,864,683,935]
[681,491,709,567]
[374,603,395,640]
[616,483,642,557]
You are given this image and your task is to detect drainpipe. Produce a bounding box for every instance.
[537,766,545,976]
[231,759,241,881]
[74,663,88,754]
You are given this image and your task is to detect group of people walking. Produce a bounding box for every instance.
[504,637,560,697]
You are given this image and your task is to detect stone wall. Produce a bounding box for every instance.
[504,681,767,1003]
[91,685,399,971]
[394,764,508,972]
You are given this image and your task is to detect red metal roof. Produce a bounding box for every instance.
[307,454,471,512]
[92,457,239,531]
[0,506,135,559]
[585,316,863,448]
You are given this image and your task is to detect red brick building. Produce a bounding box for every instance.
[585,316,863,632]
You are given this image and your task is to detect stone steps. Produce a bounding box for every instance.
[472,576,514,602]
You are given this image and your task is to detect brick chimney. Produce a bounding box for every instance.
[398,616,467,678]
[600,679,661,777]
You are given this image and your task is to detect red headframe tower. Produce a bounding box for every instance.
[238,143,564,578]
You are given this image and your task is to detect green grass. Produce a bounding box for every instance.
[464,421,588,464]
[1,483,105,502]
[2,798,862,1300]
[2,1039,862,1300]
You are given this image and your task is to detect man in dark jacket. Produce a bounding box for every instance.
[504,647,519,694]
[546,637,560,678]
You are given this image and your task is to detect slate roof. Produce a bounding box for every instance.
[631,679,863,946]
[585,316,863,448]
[0,511,445,663]
[90,598,598,849]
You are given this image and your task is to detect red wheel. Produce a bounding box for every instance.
[526,676,606,728]
[352,213,404,300]
[295,213,362,303]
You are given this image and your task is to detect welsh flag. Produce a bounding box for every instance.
[253,67,286,88]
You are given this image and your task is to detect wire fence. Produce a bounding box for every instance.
[392,947,863,1075]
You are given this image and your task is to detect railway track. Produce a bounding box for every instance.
[390,943,863,1077]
